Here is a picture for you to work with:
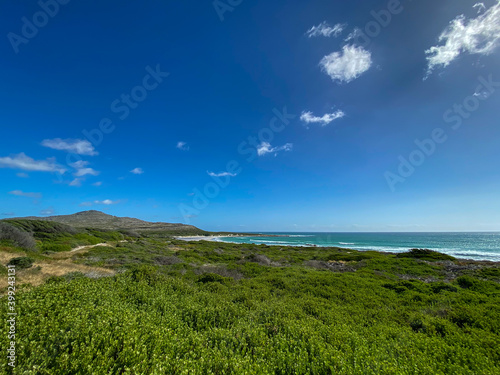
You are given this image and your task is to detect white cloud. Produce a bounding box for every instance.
[257,142,293,156]
[16,172,29,178]
[474,88,490,99]
[473,2,486,14]
[300,110,345,126]
[69,160,99,177]
[306,22,345,38]
[74,168,99,177]
[95,199,119,205]
[344,28,362,43]
[40,208,55,216]
[69,178,83,187]
[177,141,189,151]
[130,167,144,175]
[0,153,66,173]
[80,199,120,207]
[320,45,372,83]
[41,138,98,156]
[92,181,103,187]
[8,190,42,199]
[70,160,87,169]
[207,171,238,177]
[426,2,500,76]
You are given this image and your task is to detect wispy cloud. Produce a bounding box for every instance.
[426,2,500,77]
[92,181,103,187]
[300,110,345,126]
[41,138,98,156]
[320,45,372,83]
[0,153,66,173]
[257,142,293,156]
[40,208,55,216]
[16,172,29,178]
[177,141,189,151]
[207,171,238,177]
[130,167,144,175]
[70,161,99,177]
[69,178,83,187]
[95,199,119,205]
[474,2,487,14]
[306,22,345,38]
[344,28,363,43]
[80,199,120,207]
[8,190,42,199]
[74,168,99,177]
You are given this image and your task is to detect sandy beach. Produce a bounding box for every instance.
[175,234,247,242]
[175,235,223,242]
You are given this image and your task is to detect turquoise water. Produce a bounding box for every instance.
[219,232,500,261]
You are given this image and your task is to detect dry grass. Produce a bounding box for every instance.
[0,260,115,290]
[0,249,26,265]
[0,242,117,291]
[22,260,115,287]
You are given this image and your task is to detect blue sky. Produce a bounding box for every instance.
[1,0,500,232]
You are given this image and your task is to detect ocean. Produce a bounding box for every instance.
[219,232,500,262]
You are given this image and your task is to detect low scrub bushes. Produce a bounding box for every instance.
[7,256,34,269]
[0,222,36,250]
[397,248,456,261]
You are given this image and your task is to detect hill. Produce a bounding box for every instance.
[7,210,206,234]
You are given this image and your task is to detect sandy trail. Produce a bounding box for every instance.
[71,242,112,252]
[50,240,127,259]
[0,241,124,290]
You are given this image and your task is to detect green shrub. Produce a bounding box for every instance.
[7,256,34,269]
[40,243,72,253]
[396,249,455,261]
[0,222,36,250]
[431,282,458,293]
[1,234,499,374]
[197,273,228,284]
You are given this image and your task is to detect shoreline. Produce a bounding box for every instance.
[174,234,247,242]
[174,235,500,262]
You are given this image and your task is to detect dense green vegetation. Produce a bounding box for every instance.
[6,257,33,269]
[1,232,499,374]
[1,220,126,253]
[396,248,456,261]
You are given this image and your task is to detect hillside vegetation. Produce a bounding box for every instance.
[7,210,206,234]
[0,223,499,374]
[1,219,125,253]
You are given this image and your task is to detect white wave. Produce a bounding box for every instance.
[252,240,292,244]
[339,242,355,245]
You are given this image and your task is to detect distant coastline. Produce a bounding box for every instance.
[177,232,500,262]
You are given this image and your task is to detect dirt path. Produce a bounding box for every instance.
[51,240,127,259]
[71,242,112,253]
[0,242,123,290]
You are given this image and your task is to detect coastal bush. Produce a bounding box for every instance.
[0,222,36,250]
[4,219,78,236]
[7,256,34,269]
[153,255,183,265]
[397,248,456,261]
[197,272,229,284]
[2,220,125,253]
[1,263,499,374]
[477,267,500,280]
[1,230,499,373]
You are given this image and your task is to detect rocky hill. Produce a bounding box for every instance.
[8,210,205,234]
